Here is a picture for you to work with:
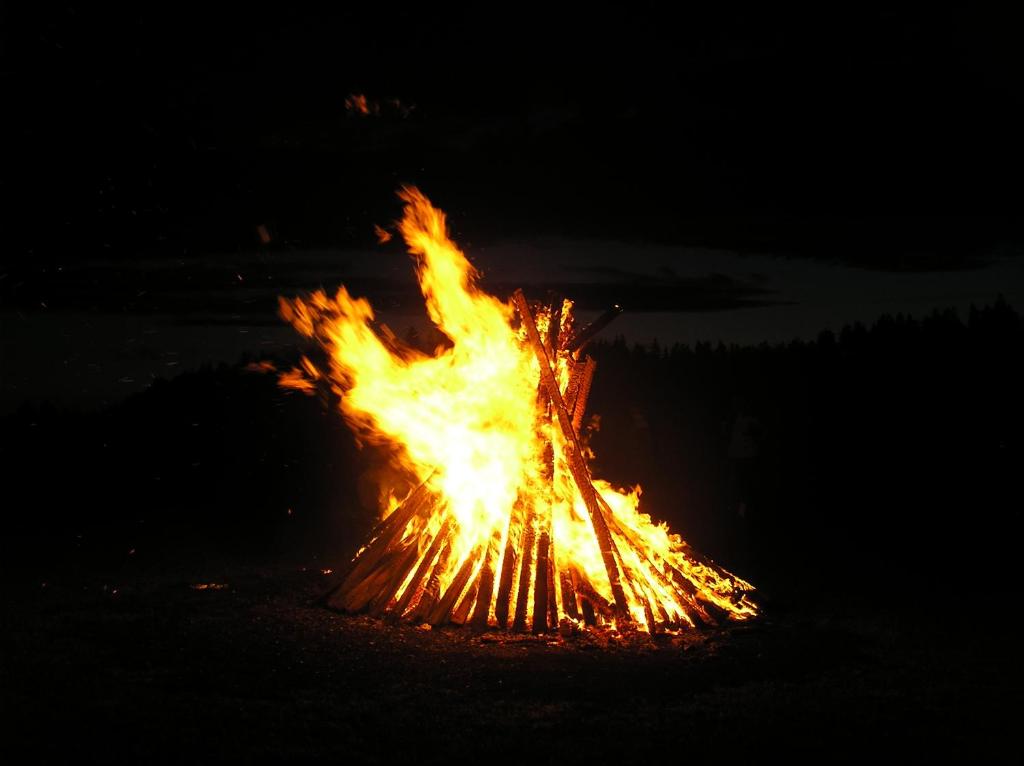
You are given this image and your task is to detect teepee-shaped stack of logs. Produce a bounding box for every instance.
[323,290,755,633]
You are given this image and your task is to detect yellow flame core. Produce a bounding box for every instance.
[279,188,756,630]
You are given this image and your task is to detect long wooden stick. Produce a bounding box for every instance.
[389,516,453,620]
[559,565,579,621]
[368,538,424,616]
[594,492,711,626]
[562,362,585,417]
[327,474,436,608]
[569,565,615,618]
[566,304,622,353]
[545,547,558,629]
[428,546,483,626]
[407,537,453,623]
[493,496,524,628]
[609,539,660,632]
[449,575,479,626]
[470,529,502,628]
[570,356,597,434]
[531,299,561,634]
[574,561,597,624]
[339,552,403,612]
[511,504,537,632]
[514,290,631,623]
[361,473,434,547]
[533,527,551,633]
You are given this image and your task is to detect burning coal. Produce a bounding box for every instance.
[279,188,756,633]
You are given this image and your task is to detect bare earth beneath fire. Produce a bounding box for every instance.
[3,561,1016,763]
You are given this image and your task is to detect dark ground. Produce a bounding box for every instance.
[2,553,1018,763]
[2,300,1022,762]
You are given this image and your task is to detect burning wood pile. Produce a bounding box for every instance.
[279,188,757,634]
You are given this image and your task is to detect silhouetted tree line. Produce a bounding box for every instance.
[2,299,1020,598]
[586,298,1022,594]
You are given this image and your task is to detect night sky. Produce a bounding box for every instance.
[2,6,1022,409]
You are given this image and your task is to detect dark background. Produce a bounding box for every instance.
[2,6,1022,762]
[4,5,1021,264]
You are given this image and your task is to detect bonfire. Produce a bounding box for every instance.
[279,188,757,633]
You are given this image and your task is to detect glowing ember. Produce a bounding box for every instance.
[279,188,757,633]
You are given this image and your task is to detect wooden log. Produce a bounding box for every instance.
[542,503,559,632]
[664,566,729,626]
[594,492,711,627]
[368,538,424,616]
[470,529,502,629]
[575,563,596,625]
[468,566,495,629]
[326,475,436,608]
[597,494,752,610]
[361,474,432,544]
[644,600,658,635]
[578,593,614,619]
[534,298,560,634]
[598,499,729,625]
[559,566,580,621]
[566,304,622,353]
[570,356,597,434]
[407,537,454,623]
[428,547,483,626]
[570,566,615,619]
[511,504,537,632]
[580,596,596,626]
[564,355,595,422]
[531,413,554,632]
[532,529,551,633]
[618,546,659,634]
[653,590,672,625]
[669,542,758,620]
[514,290,631,624]
[388,516,453,620]
[449,576,479,626]
[493,497,524,629]
[676,542,755,603]
[644,549,723,626]
[546,548,558,629]
[562,361,585,415]
[339,550,404,612]
[531,298,559,635]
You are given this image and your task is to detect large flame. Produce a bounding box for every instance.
[279,188,756,632]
